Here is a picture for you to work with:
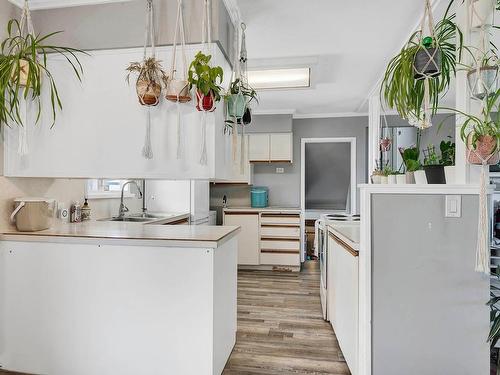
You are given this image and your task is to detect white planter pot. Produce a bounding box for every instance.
[444,166,456,184]
[380,176,388,184]
[372,175,382,184]
[396,174,406,184]
[405,171,415,184]
[388,175,397,184]
[414,170,428,184]
[471,0,494,28]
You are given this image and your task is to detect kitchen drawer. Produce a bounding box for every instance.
[260,214,300,225]
[260,252,300,266]
[260,225,300,238]
[261,238,300,251]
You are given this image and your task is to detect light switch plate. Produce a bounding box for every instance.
[276,167,284,174]
[445,195,461,218]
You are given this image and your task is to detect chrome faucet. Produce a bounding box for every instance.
[118,180,143,218]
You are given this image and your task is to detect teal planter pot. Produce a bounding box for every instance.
[227,93,246,119]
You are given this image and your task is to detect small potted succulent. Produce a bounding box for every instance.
[371,168,383,184]
[422,144,446,184]
[381,166,393,184]
[126,57,167,106]
[188,51,224,112]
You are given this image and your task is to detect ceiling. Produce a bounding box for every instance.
[236,0,454,117]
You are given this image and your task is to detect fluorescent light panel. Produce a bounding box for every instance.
[247,68,310,90]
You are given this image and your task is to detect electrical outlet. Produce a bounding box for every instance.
[276,167,284,174]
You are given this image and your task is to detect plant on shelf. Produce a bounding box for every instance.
[126,57,168,106]
[380,0,462,124]
[439,138,455,166]
[0,19,86,128]
[188,51,224,112]
[422,144,446,183]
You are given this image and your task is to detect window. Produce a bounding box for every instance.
[86,179,134,199]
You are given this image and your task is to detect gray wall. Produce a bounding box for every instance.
[371,194,489,375]
[30,0,234,59]
[246,114,293,133]
[252,116,368,210]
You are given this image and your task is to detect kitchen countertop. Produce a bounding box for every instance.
[1,221,240,248]
[327,221,360,252]
[223,206,301,213]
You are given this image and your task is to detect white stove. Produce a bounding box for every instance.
[317,212,360,321]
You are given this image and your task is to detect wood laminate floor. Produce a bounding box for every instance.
[223,261,350,375]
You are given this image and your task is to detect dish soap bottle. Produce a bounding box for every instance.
[81,198,91,221]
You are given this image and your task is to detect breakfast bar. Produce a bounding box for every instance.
[0,222,240,375]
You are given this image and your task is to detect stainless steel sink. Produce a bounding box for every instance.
[107,217,153,222]
[127,213,165,219]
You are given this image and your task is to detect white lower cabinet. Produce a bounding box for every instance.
[328,230,358,375]
[223,213,260,265]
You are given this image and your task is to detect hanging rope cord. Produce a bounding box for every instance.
[415,0,438,130]
[141,0,156,159]
[199,0,214,165]
[17,0,35,156]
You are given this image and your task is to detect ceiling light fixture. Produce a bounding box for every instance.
[247,68,310,90]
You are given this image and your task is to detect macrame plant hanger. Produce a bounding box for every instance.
[141,0,157,159]
[238,22,249,174]
[17,0,35,156]
[169,0,190,160]
[229,22,242,166]
[414,0,440,130]
[467,0,496,274]
[198,0,215,165]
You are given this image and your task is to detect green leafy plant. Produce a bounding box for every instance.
[380,0,462,120]
[382,166,393,176]
[225,78,258,104]
[488,269,500,348]
[0,19,87,128]
[439,138,455,166]
[188,51,224,102]
[423,144,441,166]
[399,145,421,172]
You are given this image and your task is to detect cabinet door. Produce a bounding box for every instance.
[224,213,260,265]
[248,134,270,162]
[270,133,293,162]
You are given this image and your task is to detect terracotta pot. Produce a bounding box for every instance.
[11,59,30,86]
[165,79,191,103]
[196,90,216,112]
[136,79,161,106]
[467,134,500,165]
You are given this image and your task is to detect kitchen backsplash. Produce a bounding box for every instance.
[210,184,251,225]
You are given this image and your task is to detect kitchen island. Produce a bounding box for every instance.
[0,222,240,375]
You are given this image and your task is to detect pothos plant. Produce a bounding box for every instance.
[188,51,224,111]
[380,0,462,120]
[0,19,86,128]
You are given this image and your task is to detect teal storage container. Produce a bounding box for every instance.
[251,187,268,208]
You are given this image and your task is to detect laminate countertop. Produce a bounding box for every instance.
[327,222,360,253]
[1,221,240,248]
[223,207,301,214]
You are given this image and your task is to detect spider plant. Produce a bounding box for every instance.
[380,0,462,120]
[225,78,258,104]
[0,19,87,128]
[126,57,167,85]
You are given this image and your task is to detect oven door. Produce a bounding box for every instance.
[319,225,327,287]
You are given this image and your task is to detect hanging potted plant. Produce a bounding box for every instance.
[0,18,86,128]
[126,57,167,106]
[188,51,223,112]
[381,0,462,126]
[224,78,258,120]
[463,48,499,100]
[165,0,191,103]
[470,0,495,28]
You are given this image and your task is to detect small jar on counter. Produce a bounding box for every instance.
[70,201,82,223]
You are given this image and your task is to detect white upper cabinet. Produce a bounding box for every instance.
[248,133,270,162]
[248,133,293,163]
[3,44,234,180]
[270,133,293,162]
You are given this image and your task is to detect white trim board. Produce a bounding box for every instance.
[8,0,132,10]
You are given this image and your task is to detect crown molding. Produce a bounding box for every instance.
[8,0,132,10]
